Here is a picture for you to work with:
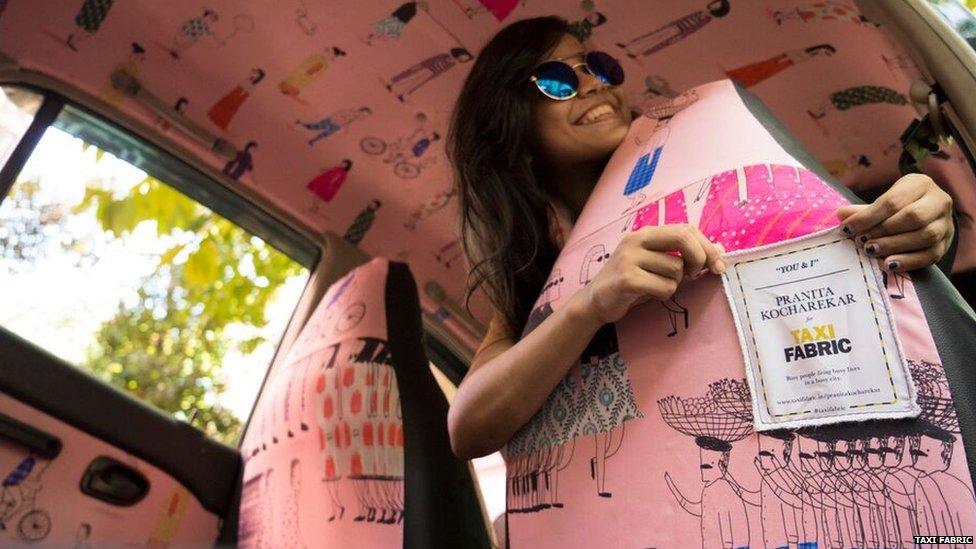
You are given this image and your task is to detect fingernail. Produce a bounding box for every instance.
[887,260,900,271]
[858,235,869,244]
[715,259,726,274]
[841,225,853,235]
[865,244,878,255]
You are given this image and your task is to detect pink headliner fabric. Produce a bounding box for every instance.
[504,80,976,548]
[1,1,974,346]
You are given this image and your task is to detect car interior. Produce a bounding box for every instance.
[0,0,975,547]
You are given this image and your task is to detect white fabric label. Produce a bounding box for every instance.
[721,229,919,430]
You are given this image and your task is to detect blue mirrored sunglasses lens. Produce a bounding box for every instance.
[534,61,577,99]
[586,51,624,86]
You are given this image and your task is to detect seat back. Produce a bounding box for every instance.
[238,258,488,548]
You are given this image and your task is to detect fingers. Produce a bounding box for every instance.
[883,242,949,273]
[837,174,928,235]
[858,189,950,239]
[863,217,952,258]
[633,225,724,277]
[631,249,685,282]
[628,269,680,301]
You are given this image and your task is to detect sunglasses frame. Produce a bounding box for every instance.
[529,50,623,101]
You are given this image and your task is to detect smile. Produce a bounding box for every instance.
[575,102,619,125]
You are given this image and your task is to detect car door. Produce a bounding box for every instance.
[0,81,317,546]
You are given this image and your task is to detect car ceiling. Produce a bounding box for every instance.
[1,0,974,351]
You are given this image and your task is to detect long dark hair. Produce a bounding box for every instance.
[447,16,571,337]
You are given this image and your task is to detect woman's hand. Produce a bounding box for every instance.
[836,173,954,272]
[580,225,725,325]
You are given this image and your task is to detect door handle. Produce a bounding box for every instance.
[0,411,62,459]
[80,456,150,506]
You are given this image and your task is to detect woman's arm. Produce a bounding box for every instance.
[447,225,724,459]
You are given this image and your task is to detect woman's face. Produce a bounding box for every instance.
[531,34,631,166]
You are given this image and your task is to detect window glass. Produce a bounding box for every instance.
[926,0,976,51]
[0,86,42,170]
[0,104,310,446]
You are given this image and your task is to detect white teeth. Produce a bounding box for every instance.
[579,103,615,124]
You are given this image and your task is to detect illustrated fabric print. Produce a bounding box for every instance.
[279,47,346,105]
[208,69,265,130]
[615,0,730,59]
[385,48,472,102]
[363,2,421,45]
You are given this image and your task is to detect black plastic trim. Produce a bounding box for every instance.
[0,326,241,516]
[0,411,62,459]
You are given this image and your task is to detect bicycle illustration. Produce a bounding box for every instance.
[359,129,439,179]
[0,455,52,544]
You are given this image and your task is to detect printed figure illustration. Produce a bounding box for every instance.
[0,455,52,543]
[100,42,146,107]
[638,88,699,124]
[281,459,307,548]
[344,200,382,246]
[294,0,317,35]
[238,474,264,545]
[164,10,254,60]
[223,141,257,181]
[434,239,463,269]
[306,159,352,215]
[208,68,265,131]
[296,107,371,146]
[823,153,870,179]
[725,44,835,89]
[405,186,456,230]
[615,0,730,59]
[807,85,909,123]
[506,322,642,511]
[155,97,189,133]
[360,128,440,179]
[567,11,607,43]
[362,2,426,45]
[314,336,405,525]
[452,0,525,20]
[659,385,755,549]
[639,74,679,105]
[385,48,473,102]
[656,362,975,549]
[580,244,610,284]
[696,164,847,252]
[67,0,115,51]
[279,47,346,105]
[770,1,867,26]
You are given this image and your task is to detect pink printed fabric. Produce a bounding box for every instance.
[239,259,403,548]
[4,0,976,350]
[506,80,976,549]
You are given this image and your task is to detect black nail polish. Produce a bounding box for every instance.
[842,225,853,235]
[887,260,900,271]
[859,235,869,243]
[865,244,878,255]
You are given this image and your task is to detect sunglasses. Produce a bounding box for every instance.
[530,51,625,100]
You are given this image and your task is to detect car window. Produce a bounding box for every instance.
[0,86,41,171]
[926,0,976,51]
[0,85,312,446]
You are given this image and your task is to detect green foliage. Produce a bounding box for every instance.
[77,174,305,445]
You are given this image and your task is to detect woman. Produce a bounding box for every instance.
[445,16,955,460]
